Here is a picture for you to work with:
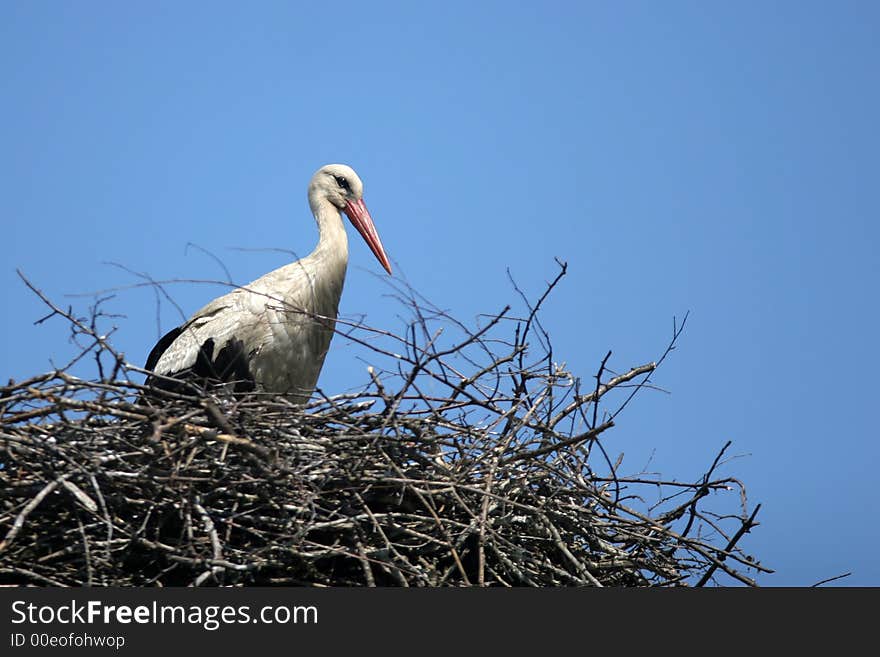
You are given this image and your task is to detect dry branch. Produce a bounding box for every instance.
[0,263,768,586]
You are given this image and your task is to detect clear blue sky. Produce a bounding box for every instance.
[2,1,877,586]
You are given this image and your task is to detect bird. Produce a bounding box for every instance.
[143,163,391,404]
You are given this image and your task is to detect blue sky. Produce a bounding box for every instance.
[2,1,878,586]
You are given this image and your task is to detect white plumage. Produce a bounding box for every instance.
[144,164,391,404]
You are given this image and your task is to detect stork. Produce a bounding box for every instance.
[144,163,391,404]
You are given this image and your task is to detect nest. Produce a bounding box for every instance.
[0,264,768,586]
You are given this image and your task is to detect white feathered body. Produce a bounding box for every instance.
[151,221,349,404]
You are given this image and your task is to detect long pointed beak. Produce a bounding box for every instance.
[344,198,392,274]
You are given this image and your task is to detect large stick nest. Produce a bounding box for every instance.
[0,264,768,586]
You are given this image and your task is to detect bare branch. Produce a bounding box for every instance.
[0,267,766,587]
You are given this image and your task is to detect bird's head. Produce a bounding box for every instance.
[312,163,365,209]
[310,163,392,274]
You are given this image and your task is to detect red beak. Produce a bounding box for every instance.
[344,198,392,275]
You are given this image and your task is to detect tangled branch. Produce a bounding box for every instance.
[0,263,769,586]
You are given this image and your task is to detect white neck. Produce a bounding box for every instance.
[308,195,348,266]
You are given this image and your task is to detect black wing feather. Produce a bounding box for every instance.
[144,329,255,397]
[144,325,183,372]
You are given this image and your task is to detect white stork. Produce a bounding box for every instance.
[144,163,391,403]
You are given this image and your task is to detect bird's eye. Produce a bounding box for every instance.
[334,176,350,191]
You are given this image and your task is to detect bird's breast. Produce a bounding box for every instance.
[246,266,345,402]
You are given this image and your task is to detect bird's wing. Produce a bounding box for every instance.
[144,262,339,396]
[147,287,274,381]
